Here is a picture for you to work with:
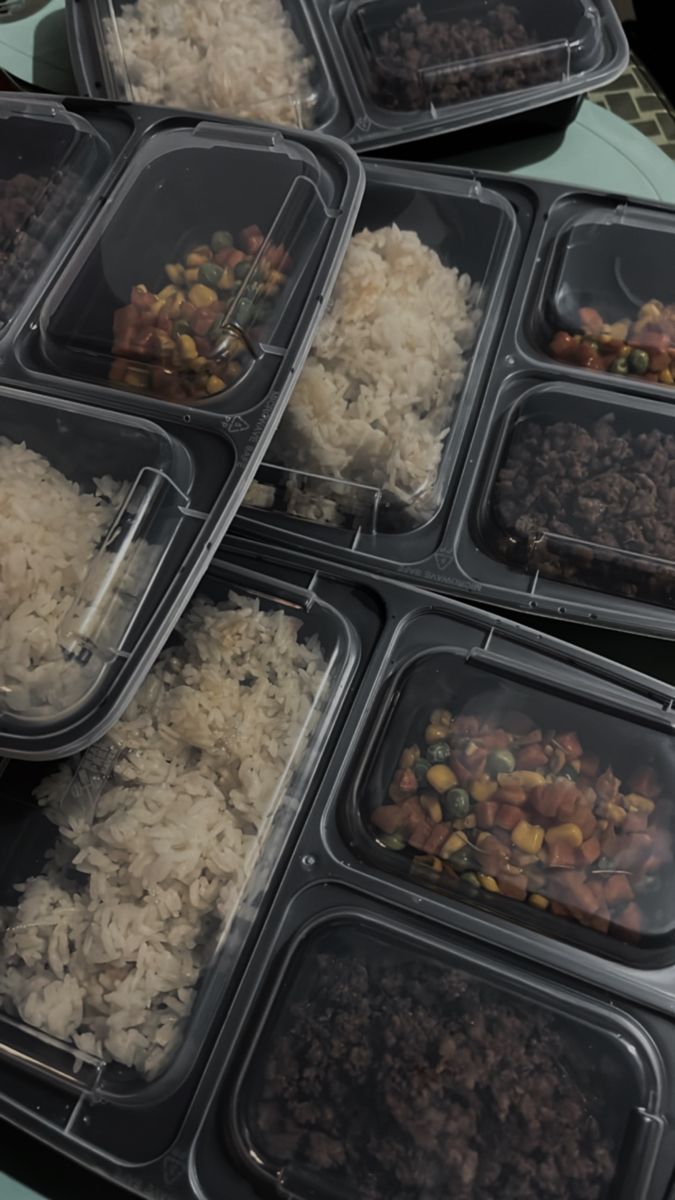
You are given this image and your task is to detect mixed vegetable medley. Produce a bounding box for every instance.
[549,299,675,385]
[110,225,291,403]
[371,702,673,940]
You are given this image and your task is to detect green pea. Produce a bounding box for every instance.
[442,787,470,820]
[211,230,233,253]
[235,259,252,281]
[198,262,224,288]
[234,297,255,326]
[174,320,191,336]
[413,758,431,783]
[559,762,579,782]
[377,832,407,852]
[595,855,613,872]
[459,870,481,893]
[450,846,474,873]
[487,749,516,777]
[610,357,629,375]
[628,347,650,376]
[427,741,451,764]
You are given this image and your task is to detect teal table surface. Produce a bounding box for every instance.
[2,8,675,1200]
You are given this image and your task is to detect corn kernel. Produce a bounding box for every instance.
[425,724,449,744]
[470,778,498,803]
[186,251,210,267]
[512,820,545,855]
[184,268,199,284]
[440,831,468,860]
[189,284,218,309]
[661,369,675,385]
[477,874,500,894]
[544,822,584,849]
[430,708,453,727]
[165,263,184,285]
[501,771,546,790]
[625,793,656,815]
[529,893,550,910]
[420,795,443,823]
[178,334,198,360]
[607,803,626,826]
[400,745,420,769]
[426,764,457,793]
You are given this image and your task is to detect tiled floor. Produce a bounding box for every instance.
[590,54,675,159]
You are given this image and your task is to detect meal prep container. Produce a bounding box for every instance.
[4,540,675,1198]
[220,909,672,1200]
[0,97,112,352]
[237,168,675,640]
[0,554,365,1165]
[0,96,362,761]
[66,0,628,154]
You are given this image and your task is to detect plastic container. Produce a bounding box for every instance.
[37,121,340,412]
[345,632,675,963]
[530,200,675,395]
[0,557,357,1159]
[0,97,111,347]
[0,386,195,759]
[226,909,670,1200]
[244,160,519,544]
[66,0,628,153]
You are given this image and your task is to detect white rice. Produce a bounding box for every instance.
[0,593,326,1078]
[264,224,482,522]
[105,0,317,127]
[0,439,124,712]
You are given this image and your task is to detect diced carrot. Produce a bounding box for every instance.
[578,835,601,865]
[604,874,634,906]
[613,833,653,871]
[516,744,549,770]
[550,900,569,917]
[547,841,576,869]
[495,804,523,831]
[579,753,600,777]
[628,766,661,798]
[423,823,452,856]
[494,786,527,807]
[579,306,604,335]
[556,732,582,759]
[573,805,597,839]
[408,818,434,852]
[476,801,498,829]
[497,872,528,901]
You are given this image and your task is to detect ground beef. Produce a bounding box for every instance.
[0,170,80,327]
[366,3,561,111]
[491,413,675,602]
[249,942,617,1200]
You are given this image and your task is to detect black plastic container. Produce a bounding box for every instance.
[237,168,675,640]
[0,96,112,351]
[3,541,675,1198]
[65,0,628,154]
[0,94,362,758]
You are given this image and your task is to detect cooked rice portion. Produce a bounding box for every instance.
[0,439,121,709]
[0,594,326,1079]
[105,0,316,127]
[269,224,482,518]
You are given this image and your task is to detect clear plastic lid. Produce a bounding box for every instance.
[479,383,675,611]
[343,0,602,118]
[39,123,334,410]
[0,389,192,743]
[94,0,326,129]
[231,917,664,1200]
[0,99,110,335]
[354,648,675,953]
[246,169,515,535]
[0,565,356,1089]
[538,204,675,392]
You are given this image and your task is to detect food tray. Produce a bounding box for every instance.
[4,543,675,1198]
[0,554,363,1164]
[221,906,671,1200]
[65,0,628,153]
[0,96,112,352]
[236,168,675,640]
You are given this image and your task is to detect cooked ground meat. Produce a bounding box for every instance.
[251,942,617,1200]
[367,3,560,111]
[491,413,675,602]
[0,171,80,326]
